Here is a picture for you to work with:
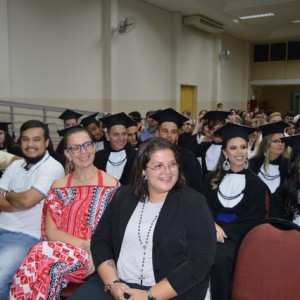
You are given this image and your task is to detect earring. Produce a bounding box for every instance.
[142,175,147,181]
[69,158,72,162]
[222,157,230,171]
[244,159,249,169]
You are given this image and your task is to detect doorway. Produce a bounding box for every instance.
[290,92,300,113]
[180,85,197,118]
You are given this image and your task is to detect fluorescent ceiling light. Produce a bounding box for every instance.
[239,13,275,20]
[292,20,300,23]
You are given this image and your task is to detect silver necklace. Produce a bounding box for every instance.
[108,157,127,166]
[259,170,280,180]
[137,201,161,285]
[218,188,245,200]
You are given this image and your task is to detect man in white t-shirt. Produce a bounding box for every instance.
[0,120,65,299]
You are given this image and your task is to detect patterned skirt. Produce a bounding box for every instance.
[9,241,89,300]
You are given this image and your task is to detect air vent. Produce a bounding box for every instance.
[183,15,224,34]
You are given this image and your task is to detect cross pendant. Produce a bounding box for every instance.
[138,274,145,285]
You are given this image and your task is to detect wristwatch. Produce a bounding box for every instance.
[146,289,156,300]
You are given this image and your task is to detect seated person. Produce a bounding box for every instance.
[69,137,216,300]
[94,112,137,185]
[9,126,119,299]
[56,109,83,155]
[203,122,270,300]
[80,112,108,152]
[0,120,65,299]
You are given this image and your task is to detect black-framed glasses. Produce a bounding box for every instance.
[146,161,178,174]
[66,141,95,154]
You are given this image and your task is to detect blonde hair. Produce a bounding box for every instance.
[268,112,282,122]
[246,118,260,128]
[253,134,290,173]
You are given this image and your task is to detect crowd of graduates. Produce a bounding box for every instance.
[2,104,300,299]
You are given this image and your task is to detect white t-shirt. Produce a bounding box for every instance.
[117,200,164,286]
[0,151,65,239]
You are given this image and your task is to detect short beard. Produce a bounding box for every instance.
[24,152,46,166]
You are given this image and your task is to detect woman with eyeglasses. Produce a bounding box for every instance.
[68,137,216,300]
[249,121,291,195]
[9,126,120,299]
[203,122,270,300]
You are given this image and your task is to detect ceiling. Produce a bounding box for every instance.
[142,0,300,43]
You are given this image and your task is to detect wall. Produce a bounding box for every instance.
[253,85,300,113]
[5,0,104,112]
[219,34,250,111]
[0,0,252,120]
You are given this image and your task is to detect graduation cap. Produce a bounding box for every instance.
[280,134,300,152]
[214,122,257,142]
[150,108,189,127]
[58,109,83,121]
[259,120,290,138]
[129,111,142,122]
[57,125,83,137]
[100,112,136,129]
[203,111,231,122]
[80,113,99,128]
[0,122,12,132]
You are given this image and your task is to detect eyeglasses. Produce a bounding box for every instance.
[271,139,284,144]
[147,161,178,174]
[66,141,95,154]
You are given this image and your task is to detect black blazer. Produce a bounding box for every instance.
[91,185,216,300]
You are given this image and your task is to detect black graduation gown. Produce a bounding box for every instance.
[177,146,203,192]
[195,141,222,180]
[203,170,269,300]
[177,132,198,151]
[271,184,300,222]
[93,146,137,185]
[249,155,289,194]
[56,138,65,155]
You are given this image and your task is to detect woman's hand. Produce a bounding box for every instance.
[86,252,95,276]
[80,239,91,253]
[121,287,148,300]
[215,223,227,243]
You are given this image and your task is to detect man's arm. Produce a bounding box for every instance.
[0,190,20,212]
[0,188,44,212]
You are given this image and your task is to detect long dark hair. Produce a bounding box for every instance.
[1,131,17,152]
[210,139,231,189]
[131,137,186,201]
[211,136,249,189]
[280,150,300,220]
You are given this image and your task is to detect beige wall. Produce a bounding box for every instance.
[251,49,300,113]
[252,85,300,113]
[0,0,252,119]
[252,61,300,80]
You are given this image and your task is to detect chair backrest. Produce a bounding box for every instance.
[232,219,300,300]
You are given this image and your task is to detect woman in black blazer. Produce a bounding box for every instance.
[69,137,216,300]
